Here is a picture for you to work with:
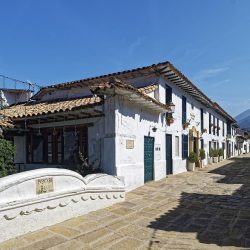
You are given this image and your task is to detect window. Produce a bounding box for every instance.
[209,113,211,134]
[165,84,172,103]
[182,96,187,124]
[213,116,216,135]
[182,134,188,159]
[44,130,64,163]
[200,108,204,131]
[201,138,204,149]
[209,141,211,153]
[217,119,219,136]
[27,127,88,164]
[227,123,231,135]
[175,136,179,157]
[27,133,43,163]
[223,122,225,136]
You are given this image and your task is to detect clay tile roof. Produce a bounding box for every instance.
[138,84,158,94]
[0,118,14,128]
[90,78,170,112]
[0,96,102,119]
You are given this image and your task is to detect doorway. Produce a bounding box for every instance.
[144,136,154,182]
[166,134,173,175]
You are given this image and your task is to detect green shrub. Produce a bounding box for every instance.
[188,152,198,163]
[0,138,15,178]
[211,148,219,157]
[199,149,206,160]
[218,148,224,157]
[209,149,213,158]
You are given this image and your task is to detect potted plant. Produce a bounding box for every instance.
[183,121,190,129]
[202,128,207,134]
[218,148,224,161]
[166,114,174,125]
[212,149,219,163]
[199,149,206,168]
[208,150,213,165]
[187,152,197,171]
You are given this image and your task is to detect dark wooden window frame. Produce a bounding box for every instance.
[27,125,89,165]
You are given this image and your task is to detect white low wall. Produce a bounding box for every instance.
[0,168,125,242]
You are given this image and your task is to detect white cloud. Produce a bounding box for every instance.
[128,37,144,56]
[211,79,230,87]
[192,66,229,82]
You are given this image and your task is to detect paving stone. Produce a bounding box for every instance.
[48,225,81,239]
[48,239,87,250]
[76,228,112,244]
[90,233,122,249]
[106,219,129,231]
[61,216,92,228]
[77,221,101,233]
[22,229,52,242]
[0,238,28,250]
[1,154,250,249]
[19,235,66,250]
[109,237,144,250]
[111,207,135,216]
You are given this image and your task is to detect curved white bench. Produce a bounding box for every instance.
[0,168,125,242]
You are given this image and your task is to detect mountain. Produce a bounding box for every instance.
[235,109,250,130]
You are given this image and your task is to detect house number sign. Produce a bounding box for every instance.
[36,177,54,194]
[126,139,134,149]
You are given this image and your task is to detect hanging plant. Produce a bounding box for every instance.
[202,128,207,133]
[166,114,174,125]
[183,121,190,129]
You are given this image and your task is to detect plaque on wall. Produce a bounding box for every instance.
[36,177,54,194]
[126,139,134,149]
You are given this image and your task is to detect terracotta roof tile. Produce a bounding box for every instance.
[0,118,14,128]
[138,84,158,94]
[0,96,102,119]
[90,79,170,112]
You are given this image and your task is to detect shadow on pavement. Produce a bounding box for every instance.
[148,157,250,248]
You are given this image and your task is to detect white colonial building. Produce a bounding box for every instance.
[0,61,238,191]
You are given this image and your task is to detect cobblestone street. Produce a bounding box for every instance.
[1,154,250,249]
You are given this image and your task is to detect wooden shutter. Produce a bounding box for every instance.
[182,96,187,124]
[200,109,204,131]
[166,84,172,103]
[182,134,188,159]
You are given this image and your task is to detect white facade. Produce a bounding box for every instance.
[10,62,238,191]
[0,89,32,107]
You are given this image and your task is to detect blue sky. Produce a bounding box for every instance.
[0,0,250,116]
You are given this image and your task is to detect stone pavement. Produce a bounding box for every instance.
[1,154,250,250]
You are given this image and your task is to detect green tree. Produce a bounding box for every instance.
[0,138,15,177]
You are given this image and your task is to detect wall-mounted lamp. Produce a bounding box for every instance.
[152,126,157,132]
[169,102,175,113]
[149,125,157,133]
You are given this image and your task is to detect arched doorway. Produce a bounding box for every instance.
[189,126,200,155]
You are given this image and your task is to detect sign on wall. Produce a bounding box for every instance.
[155,144,161,160]
[126,139,134,149]
[36,178,54,194]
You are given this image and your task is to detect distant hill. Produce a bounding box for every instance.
[235,109,250,131]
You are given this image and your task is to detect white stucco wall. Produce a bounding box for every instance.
[114,96,166,191]
[12,73,237,192]
[39,86,93,101]
[0,90,31,106]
